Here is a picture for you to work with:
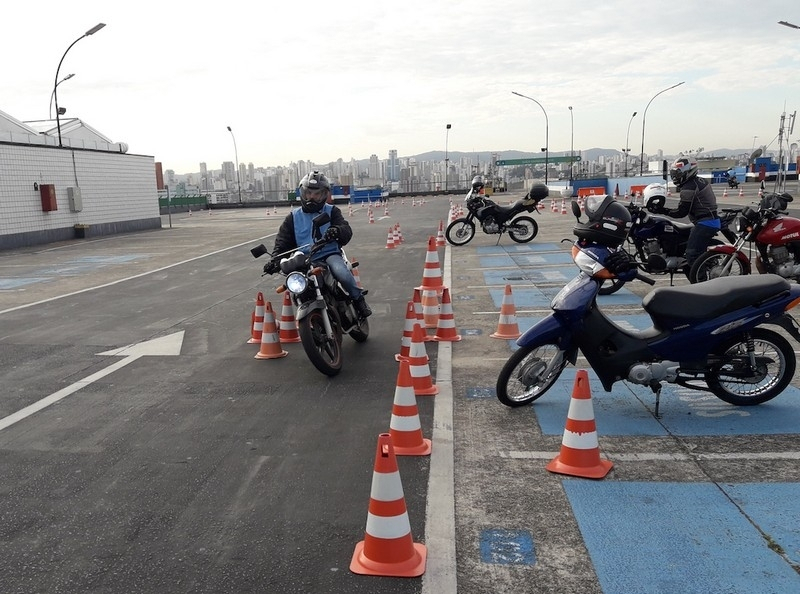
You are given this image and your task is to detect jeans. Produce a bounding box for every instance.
[685,224,719,265]
[323,253,363,300]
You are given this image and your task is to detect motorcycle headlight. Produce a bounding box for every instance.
[285,272,307,294]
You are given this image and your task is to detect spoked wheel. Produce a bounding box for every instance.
[496,342,568,407]
[298,307,343,376]
[690,251,750,283]
[507,216,538,243]
[445,219,476,246]
[706,328,795,405]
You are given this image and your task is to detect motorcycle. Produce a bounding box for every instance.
[599,198,739,295]
[690,192,800,284]
[445,187,541,246]
[727,175,739,189]
[495,200,800,417]
[250,212,368,377]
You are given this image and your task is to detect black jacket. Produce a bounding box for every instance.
[666,176,718,223]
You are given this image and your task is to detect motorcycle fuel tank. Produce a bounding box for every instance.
[756,216,800,245]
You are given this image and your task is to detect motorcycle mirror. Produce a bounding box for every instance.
[570,200,582,221]
[250,244,269,259]
[661,159,668,181]
[313,212,331,228]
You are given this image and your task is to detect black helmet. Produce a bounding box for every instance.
[669,157,698,187]
[471,175,485,191]
[299,171,331,213]
[528,182,549,202]
[573,194,632,247]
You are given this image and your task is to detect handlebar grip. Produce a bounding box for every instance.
[636,272,656,286]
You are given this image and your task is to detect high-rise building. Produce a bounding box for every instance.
[387,149,399,182]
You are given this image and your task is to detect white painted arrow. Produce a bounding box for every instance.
[0,331,185,432]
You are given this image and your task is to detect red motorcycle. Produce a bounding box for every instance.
[689,192,800,283]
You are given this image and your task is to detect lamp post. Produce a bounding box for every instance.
[445,123,451,191]
[53,23,105,147]
[512,91,549,184]
[568,106,574,186]
[778,20,800,30]
[639,81,684,175]
[624,111,638,177]
[50,73,75,119]
[226,126,243,204]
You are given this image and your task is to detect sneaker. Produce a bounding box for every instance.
[354,297,372,318]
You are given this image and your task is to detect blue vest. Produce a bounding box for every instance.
[292,204,339,260]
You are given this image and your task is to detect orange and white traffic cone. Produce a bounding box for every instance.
[435,220,446,248]
[247,292,265,344]
[433,287,461,342]
[352,260,363,289]
[420,288,440,330]
[490,284,522,339]
[738,187,744,197]
[408,323,438,396]
[545,370,613,479]
[722,187,729,198]
[254,301,288,359]
[350,433,427,577]
[385,227,396,249]
[561,199,568,215]
[389,360,431,456]
[417,236,446,295]
[368,209,375,224]
[394,223,403,244]
[278,291,301,343]
[412,288,434,342]
[395,301,416,362]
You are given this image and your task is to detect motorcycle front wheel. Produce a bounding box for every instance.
[445,218,476,246]
[507,216,538,243]
[706,328,795,405]
[298,307,343,376]
[496,342,568,407]
[689,251,750,283]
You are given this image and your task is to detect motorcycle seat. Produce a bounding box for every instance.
[494,201,526,216]
[650,215,694,232]
[642,275,791,322]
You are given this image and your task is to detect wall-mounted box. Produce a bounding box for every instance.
[67,187,83,212]
[40,184,57,211]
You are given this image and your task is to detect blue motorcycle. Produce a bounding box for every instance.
[496,203,800,416]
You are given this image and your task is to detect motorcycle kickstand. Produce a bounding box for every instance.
[649,381,663,419]
[495,231,505,246]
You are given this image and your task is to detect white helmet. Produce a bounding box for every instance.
[642,183,666,203]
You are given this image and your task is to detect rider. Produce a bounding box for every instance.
[647,157,720,266]
[264,171,372,319]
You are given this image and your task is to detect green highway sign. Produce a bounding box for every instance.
[496,156,582,166]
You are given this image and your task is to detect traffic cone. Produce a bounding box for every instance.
[389,360,431,456]
[352,260,363,289]
[738,187,744,197]
[560,198,567,215]
[395,223,404,244]
[254,301,288,359]
[278,291,301,343]
[545,370,613,479]
[433,287,461,342]
[436,220,446,248]
[385,227,396,249]
[490,284,522,339]
[722,187,728,197]
[368,209,375,224]
[408,323,438,396]
[412,288,434,342]
[247,292,265,344]
[420,288,440,329]
[417,236,446,294]
[395,301,416,362]
[350,433,427,577]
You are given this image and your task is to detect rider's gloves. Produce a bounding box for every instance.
[604,250,637,274]
[323,226,340,242]
[263,259,280,275]
[647,203,666,215]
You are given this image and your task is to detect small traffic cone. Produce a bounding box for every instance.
[389,360,431,456]
[412,288,434,342]
[433,287,461,342]
[722,187,729,198]
[350,433,427,577]
[490,284,522,339]
[417,236,446,294]
[278,291,301,343]
[247,292,265,344]
[561,199,568,215]
[420,288,440,329]
[385,227,396,249]
[255,302,288,359]
[408,323,438,396]
[352,260,363,289]
[395,301,416,362]
[435,220,446,248]
[368,209,375,224]
[546,370,613,479]
[394,223,403,244]
[738,187,744,197]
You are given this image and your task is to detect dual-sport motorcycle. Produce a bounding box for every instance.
[727,174,739,189]
[250,212,368,377]
[445,184,545,246]
[496,199,800,417]
[690,191,800,284]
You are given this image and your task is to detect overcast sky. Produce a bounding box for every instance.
[3,1,799,173]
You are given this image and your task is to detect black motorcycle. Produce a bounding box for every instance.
[250,212,368,377]
[727,174,739,189]
[445,188,540,246]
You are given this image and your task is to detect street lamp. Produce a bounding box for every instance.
[226,126,243,204]
[568,106,574,186]
[445,123,451,191]
[53,23,105,147]
[778,20,800,30]
[512,91,549,184]
[639,81,684,175]
[50,73,75,119]
[624,111,638,177]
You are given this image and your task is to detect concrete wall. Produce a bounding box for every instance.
[0,143,161,249]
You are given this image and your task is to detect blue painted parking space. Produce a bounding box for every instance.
[476,243,561,254]
[564,481,800,594]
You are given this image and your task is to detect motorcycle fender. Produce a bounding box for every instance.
[295,299,325,322]
[515,314,578,364]
[766,313,800,344]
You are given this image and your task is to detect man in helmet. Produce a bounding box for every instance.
[264,171,371,318]
[648,157,720,265]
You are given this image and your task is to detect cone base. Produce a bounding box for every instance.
[413,385,438,396]
[490,331,521,339]
[254,349,288,360]
[350,541,427,577]
[279,336,301,343]
[246,337,260,344]
[393,438,432,457]
[545,455,613,479]
[434,334,462,342]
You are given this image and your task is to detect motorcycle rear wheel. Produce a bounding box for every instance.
[496,342,568,407]
[706,328,794,405]
[689,251,750,283]
[507,216,538,243]
[298,307,343,376]
[445,218,476,246]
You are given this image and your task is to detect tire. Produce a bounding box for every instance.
[446,218,476,246]
[496,342,568,407]
[706,328,795,405]
[598,278,626,296]
[689,251,750,283]
[507,216,538,243]
[348,317,369,343]
[297,307,343,376]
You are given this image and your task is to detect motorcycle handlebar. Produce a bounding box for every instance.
[636,272,656,286]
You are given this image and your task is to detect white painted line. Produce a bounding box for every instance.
[500,450,800,461]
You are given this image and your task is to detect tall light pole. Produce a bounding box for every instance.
[226,126,243,204]
[568,106,574,186]
[445,123,451,191]
[778,20,800,30]
[53,23,105,147]
[624,111,638,177]
[639,81,684,175]
[512,91,549,184]
[50,73,75,119]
